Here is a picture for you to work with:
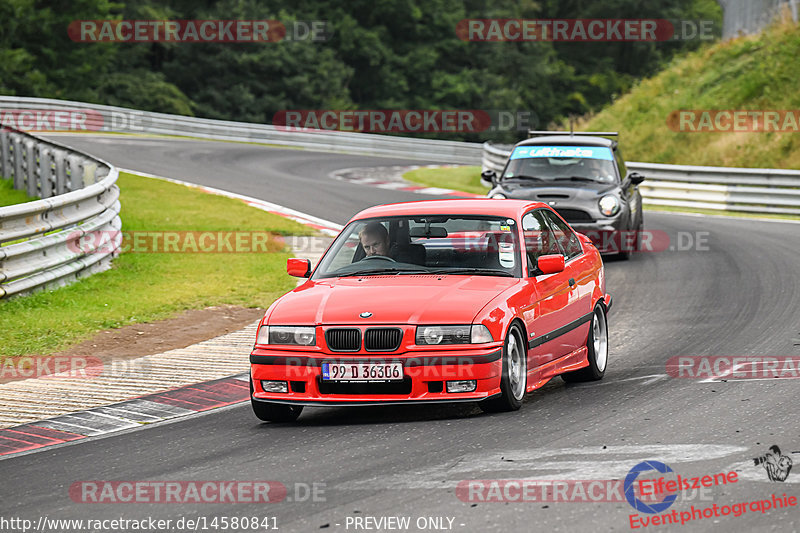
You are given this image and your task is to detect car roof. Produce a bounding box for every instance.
[515,135,615,148]
[352,199,548,221]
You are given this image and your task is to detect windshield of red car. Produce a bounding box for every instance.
[313,215,523,278]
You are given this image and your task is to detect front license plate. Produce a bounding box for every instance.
[321,362,403,381]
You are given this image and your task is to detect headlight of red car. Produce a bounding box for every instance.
[256,326,316,346]
[415,325,493,345]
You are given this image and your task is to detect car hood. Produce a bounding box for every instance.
[497,180,618,201]
[267,275,519,325]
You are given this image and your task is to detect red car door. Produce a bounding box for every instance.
[520,210,577,371]
[540,209,594,353]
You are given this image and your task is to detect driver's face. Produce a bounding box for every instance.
[361,235,389,256]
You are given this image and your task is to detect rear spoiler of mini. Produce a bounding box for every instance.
[527,130,619,149]
[528,130,619,138]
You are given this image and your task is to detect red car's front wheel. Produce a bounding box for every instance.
[480,324,526,413]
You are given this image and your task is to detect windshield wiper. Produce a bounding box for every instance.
[552,176,599,182]
[336,268,406,277]
[336,267,430,277]
[501,175,545,182]
[426,268,515,277]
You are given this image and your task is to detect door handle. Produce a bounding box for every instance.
[569,278,576,288]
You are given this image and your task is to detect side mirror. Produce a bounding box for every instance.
[481,169,498,185]
[627,172,645,185]
[537,254,565,275]
[287,258,311,278]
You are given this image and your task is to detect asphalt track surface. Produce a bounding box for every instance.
[2,136,799,532]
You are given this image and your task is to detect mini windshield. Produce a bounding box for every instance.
[502,145,617,184]
[313,215,522,279]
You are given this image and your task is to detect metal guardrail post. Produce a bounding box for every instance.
[53,149,67,194]
[66,154,82,192]
[25,138,38,198]
[39,146,53,198]
[13,136,24,190]
[0,128,9,178]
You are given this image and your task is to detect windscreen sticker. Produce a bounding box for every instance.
[498,242,515,268]
[510,145,614,161]
[500,225,511,231]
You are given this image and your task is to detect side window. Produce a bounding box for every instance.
[521,211,559,275]
[614,145,627,180]
[540,210,583,260]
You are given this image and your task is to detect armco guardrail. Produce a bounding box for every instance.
[0,126,121,299]
[482,142,800,215]
[0,96,483,165]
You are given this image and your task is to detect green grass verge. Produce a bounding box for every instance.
[403,166,488,195]
[0,177,37,207]
[582,20,800,169]
[0,171,314,357]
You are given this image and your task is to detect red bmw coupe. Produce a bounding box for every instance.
[250,199,611,421]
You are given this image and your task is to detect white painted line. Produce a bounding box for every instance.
[338,444,747,490]
[35,419,108,436]
[89,399,195,422]
[617,374,669,385]
[646,209,800,225]
[90,406,163,423]
[699,362,750,383]
[414,187,459,195]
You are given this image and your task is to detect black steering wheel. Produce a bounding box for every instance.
[361,255,396,262]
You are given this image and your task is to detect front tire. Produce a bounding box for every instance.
[562,305,608,383]
[618,221,642,260]
[480,324,527,413]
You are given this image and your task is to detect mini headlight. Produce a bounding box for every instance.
[491,193,507,199]
[256,326,316,346]
[599,195,620,217]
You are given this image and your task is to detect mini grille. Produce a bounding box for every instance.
[325,328,361,351]
[365,328,403,351]
[555,208,594,223]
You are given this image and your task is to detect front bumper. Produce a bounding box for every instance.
[570,222,637,254]
[250,347,503,405]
